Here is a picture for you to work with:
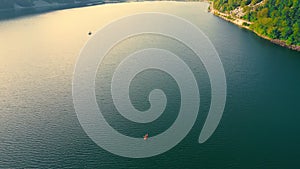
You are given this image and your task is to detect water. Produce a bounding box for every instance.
[0,2,300,168]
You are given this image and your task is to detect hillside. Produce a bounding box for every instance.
[0,0,104,10]
[211,0,300,50]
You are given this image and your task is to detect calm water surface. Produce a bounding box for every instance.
[0,2,300,168]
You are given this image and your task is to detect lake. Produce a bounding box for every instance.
[0,2,300,168]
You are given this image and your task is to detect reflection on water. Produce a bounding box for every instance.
[95,34,210,138]
[0,2,300,168]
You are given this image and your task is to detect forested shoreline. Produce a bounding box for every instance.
[211,0,299,51]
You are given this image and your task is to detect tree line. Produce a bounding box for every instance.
[213,0,300,46]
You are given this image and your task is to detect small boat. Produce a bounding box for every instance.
[143,133,149,140]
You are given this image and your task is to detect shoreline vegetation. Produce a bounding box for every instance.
[207,0,300,52]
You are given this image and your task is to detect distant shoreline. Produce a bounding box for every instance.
[208,1,300,52]
[0,1,204,21]
[0,1,121,20]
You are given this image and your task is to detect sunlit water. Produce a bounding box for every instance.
[0,2,300,168]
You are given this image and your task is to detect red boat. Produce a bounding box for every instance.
[143,133,149,140]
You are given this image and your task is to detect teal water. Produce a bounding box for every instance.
[0,2,300,168]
